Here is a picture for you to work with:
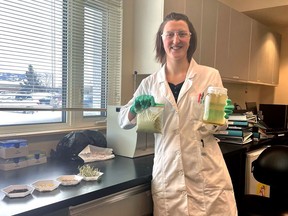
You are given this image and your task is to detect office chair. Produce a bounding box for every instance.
[239,145,288,216]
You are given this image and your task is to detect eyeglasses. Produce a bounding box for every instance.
[161,31,191,39]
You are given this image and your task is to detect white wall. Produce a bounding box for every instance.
[121,0,135,104]
[223,83,262,109]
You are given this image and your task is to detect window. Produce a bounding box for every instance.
[0,0,122,135]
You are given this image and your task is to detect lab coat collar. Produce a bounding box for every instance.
[186,58,198,80]
[156,64,166,84]
[156,64,178,110]
[156,58,198,83]
[177,59,198,103]
[156,60,198,110]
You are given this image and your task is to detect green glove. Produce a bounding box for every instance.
[224,99,234,119]
[130,95,156,115]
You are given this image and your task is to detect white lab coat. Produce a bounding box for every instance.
[118,59,238,216]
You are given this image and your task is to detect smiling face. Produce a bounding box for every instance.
[162,20,191,63]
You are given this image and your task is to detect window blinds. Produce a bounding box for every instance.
[0,0,122,113]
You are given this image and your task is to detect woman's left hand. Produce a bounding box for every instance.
[224,99,235,119]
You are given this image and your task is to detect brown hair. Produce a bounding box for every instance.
[155,12,197,64]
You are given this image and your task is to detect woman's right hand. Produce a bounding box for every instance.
[130,95,156,115]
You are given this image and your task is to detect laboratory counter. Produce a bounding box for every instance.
[0,140,275,216]
[0,155,153,216]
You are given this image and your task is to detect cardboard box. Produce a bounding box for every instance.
[0,157,27,171]
[26,152,47,167]
[0,139,29,159]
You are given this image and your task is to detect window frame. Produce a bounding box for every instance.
[0,0,122,137]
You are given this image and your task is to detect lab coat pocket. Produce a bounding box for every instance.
[201,136,232,187]
[189,94,204,121]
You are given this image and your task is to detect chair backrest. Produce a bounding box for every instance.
[252,145,288,186]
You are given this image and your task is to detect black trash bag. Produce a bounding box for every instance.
[51,130,107,161]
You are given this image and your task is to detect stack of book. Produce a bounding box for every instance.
[242,112,271,140]
[252,121,274,140]
[214,113,255,145]
[228,112,257,123]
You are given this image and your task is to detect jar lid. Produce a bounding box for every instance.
[207,86,227,95]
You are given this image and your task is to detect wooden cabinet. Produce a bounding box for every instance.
[186,1,254,81]
[250,20,270,83]
[216,3,252,81]
[227,9,251,81]
[215,2,231,78]
[215,2,280,85]
[185,0,202,62]
[185,0,281,86]
[200,0,218,67]
[272,34,281,85]
[215,2,252,82]
[249,20,281,85]
[185,0,218,67]
[133,0,281,84]
[133,0,163,74]
[164,0,186,16]
[69,184,153,216]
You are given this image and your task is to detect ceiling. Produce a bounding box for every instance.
[244,5,288,29]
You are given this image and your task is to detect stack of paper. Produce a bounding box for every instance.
[78,145,115,163]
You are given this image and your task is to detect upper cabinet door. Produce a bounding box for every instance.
[215,2,230,78]
[164,0,186,15]
[250,20,270,83]
[133,0,163,74]
[272,32,281,85]
[200,0,218,67]
[186,0,218,66]
[250,20,281,85]
[185,0,202,63]
[216,5,252,81]
[228,9,252,81]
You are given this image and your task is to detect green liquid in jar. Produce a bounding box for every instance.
[203,93,227,125]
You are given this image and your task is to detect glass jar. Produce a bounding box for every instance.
[202,87,228,125]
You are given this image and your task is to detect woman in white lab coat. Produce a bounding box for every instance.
[118,12,237,216]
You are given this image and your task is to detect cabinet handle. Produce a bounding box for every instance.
[232,76,239,79]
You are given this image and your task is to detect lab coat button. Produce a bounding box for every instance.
[182,191,187,196]
[179,170,183,175]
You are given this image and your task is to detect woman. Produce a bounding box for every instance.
[118,12,237,216]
